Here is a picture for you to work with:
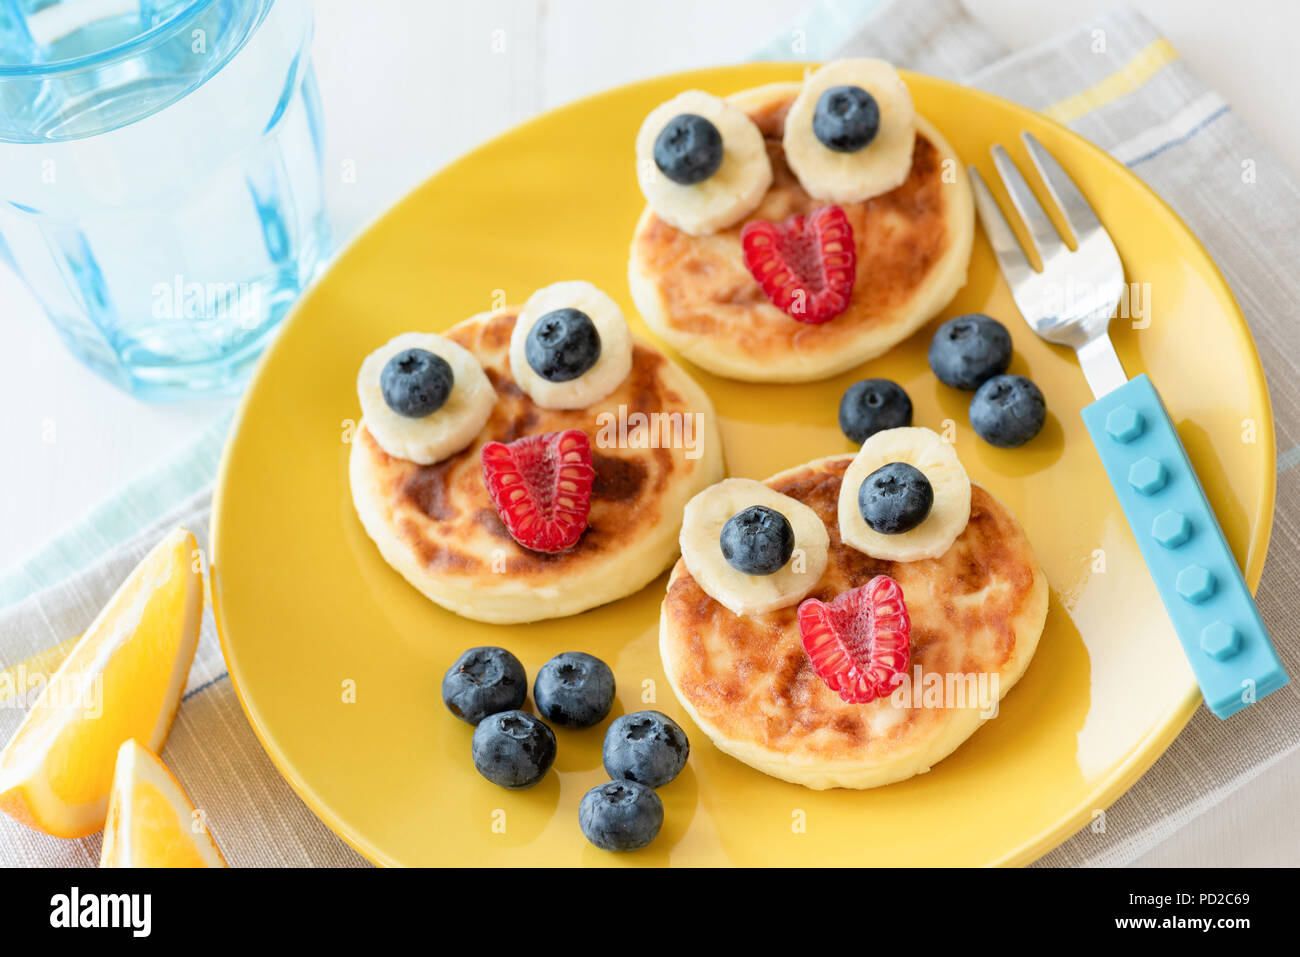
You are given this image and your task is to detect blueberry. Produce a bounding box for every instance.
[927,314,1013,390]
[969,374,1046,448]
[719,505,794,576]
[653,113,723,185]
[524,308,601,382]
[858,462,933,534]
[838,379,913,444]
[579,780,664,852]
[471,710,556,789]
[603,711,689,788]
[813,85,880,153]
[533,652,616,728]
[441,646,527,725]
[381,348,454,417]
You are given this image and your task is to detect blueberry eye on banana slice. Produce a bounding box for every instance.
[509,280,633,410]
[858,462,933,534]
[838,427,970,562]
[721,505,795,575]
[680,478,829,617]
[636,90,772,236]
[358,332,495,465]
[784,59,916,204]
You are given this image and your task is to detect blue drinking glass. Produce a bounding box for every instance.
[0,0,330,399]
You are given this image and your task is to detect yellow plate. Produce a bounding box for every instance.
[211,64,1275,866]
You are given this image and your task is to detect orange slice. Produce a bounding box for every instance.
[100,740,226,868]
[0,527,202,838]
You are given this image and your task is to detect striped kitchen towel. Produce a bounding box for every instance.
[2,0,1297,866]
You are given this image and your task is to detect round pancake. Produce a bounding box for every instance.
[629,82,975,383]
[660,455,1047,790]
[350,308,725,624]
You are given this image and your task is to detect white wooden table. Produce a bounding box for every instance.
[2,0,1296,866]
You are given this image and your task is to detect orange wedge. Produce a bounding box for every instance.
[100,740,226,867]
[0,527,202,838]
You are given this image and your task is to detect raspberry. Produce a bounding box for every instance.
[798,575,910,703]
[480,429,594,553]
[740,205,856,324]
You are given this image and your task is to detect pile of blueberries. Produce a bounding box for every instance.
[442,647,689,852]
[838,313,1047,448]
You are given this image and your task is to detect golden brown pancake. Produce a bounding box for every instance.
[350,309,725,624]
[660,455,1047,789]
[629,83,974,382]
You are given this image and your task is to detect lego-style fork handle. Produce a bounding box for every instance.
[1080,374,1288,718]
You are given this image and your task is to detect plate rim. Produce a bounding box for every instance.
[210,62,1277,868]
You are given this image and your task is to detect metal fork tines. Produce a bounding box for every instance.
[969,132,1128,399]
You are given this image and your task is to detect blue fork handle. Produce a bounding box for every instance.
[1080,374,1288,718]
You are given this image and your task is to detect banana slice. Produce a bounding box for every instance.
[636,90,772,236]
[509,281,633,410]
[358,332,495,465]
[838,427,971,562]
[681,478,829,617]
[783,59,916,204]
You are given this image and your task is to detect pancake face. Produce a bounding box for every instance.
[660,455,1047,790]
[629,83,975,383]
[350,309,724,624]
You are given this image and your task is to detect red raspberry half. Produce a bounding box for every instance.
[740,205,856,324]
[480,429,594,553]
[798,575,911,704]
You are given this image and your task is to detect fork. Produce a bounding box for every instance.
[970,132,1288,719]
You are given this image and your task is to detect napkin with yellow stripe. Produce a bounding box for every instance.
[3,0,1298,866]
